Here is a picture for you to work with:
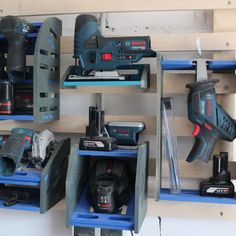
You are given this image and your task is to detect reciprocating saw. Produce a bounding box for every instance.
[186,79,236,162]
[74,14,156,71]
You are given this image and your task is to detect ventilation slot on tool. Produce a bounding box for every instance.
[116,41,124,54]
[221,117,232,135]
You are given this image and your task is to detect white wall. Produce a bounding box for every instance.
[1,207,236,236]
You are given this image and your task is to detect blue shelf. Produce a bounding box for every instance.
[161,60,236,71]
[160,188,236,204]
[0,169,41,212]
[0,115,34,121]
[78,148,138,158]
[0,170,41,187]
[63,64,146,88]
[0,114,54,121]
[70,186,134,230]
[0,198,40,212]
[64,81,142,87]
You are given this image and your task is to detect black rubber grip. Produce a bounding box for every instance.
[6,35,26,81]
[0,16,32,82]
[186,127,217,162]
[75,14,97,33]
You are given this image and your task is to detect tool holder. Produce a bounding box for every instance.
[0,138,70,213]
[0,17,62,122]
[62,64,150,89]
[157,59,236,204]
[66,142,149,233]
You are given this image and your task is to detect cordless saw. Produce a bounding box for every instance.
[186,59,236,162]
[63,14,156,88]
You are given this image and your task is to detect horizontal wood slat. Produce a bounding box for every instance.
[161,159,236,179]
[148,198,236,220]
[0,115,192,136]
[3,115,235,142]
[61,32,236,53]
[0,115,155,135]
[161,177,201,190]
[214,10,236,32]
[164,73,236,94]
[0,0,235,17]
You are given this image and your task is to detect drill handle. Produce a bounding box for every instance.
[186,125,217,162]
[6,35,26,82]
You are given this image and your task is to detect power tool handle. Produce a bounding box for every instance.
[186,125,217,162]
[6,35,26,79]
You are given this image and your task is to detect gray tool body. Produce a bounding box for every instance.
[106,121,145,146]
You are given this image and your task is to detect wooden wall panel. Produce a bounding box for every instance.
[213,10,236,161]
[61,32,236,53]
[0,0,236,17]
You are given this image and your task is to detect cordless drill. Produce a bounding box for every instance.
[74,14,156,71]
[0,16,33,82]
[186,79,236,162]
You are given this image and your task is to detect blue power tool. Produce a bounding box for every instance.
[63,14,156,87]
[0,128,34,175]
[106,121,145,146]
[0,16,34,83]
[186,60,236,162]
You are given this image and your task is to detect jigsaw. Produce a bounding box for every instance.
[63,14,156,87]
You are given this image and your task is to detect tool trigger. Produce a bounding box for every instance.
[192,124,201,136]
